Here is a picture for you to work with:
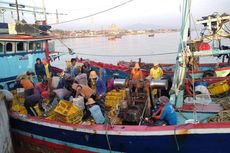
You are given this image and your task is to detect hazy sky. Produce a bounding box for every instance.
[1,0,230,30]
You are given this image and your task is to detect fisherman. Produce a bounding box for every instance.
[83,98,105,124]
[19,73,35,98]
[57,73,74,91]
[150,63,163,80]
[149,63,164,97]
[42,58,53,79]
[34,58,46,82]
[81,59,92,79]
[42,58,53,91]
[72,83,96,102]
[66,58,79,78]
[24,94,44,116]
[145,96,177,125]
[98,64,107,86]
[75,73,88,86]
[35,78,49,98]
[89,71,106,100]
[130,63,143,92]
[130,63,143,81]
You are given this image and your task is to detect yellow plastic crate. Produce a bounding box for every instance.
[54,100,79,116]
[11,104,27,115]
[208,80,230,96]
[105,99,120,108]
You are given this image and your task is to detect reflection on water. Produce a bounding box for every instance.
[52,32,222,69]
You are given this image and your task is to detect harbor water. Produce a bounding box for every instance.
[52,32,222,69]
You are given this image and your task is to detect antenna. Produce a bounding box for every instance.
[0,1,67,23]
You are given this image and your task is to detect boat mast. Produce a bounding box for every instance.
[15,0,20,21]
[42,0,47,21]
[170,0,191,107]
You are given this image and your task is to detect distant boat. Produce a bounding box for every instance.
[148,33,155,37]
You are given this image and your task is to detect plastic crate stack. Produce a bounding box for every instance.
[54,100,83,124]
[10,90,27,115]
[105,89,126,108]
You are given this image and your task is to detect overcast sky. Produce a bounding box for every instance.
[1,0,230,30]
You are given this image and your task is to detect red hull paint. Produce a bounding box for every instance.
[12,132,94,153]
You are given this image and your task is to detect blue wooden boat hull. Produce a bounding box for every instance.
[10,114,230,153]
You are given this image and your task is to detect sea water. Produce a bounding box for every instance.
[52,32,223,69]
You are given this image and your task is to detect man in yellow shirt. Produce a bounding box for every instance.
[150,63,163,80]
[150,63,163,96]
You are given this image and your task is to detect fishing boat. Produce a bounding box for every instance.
[2,0,230,153]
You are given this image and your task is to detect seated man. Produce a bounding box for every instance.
[146,96,177,125]
[83,98,105,124]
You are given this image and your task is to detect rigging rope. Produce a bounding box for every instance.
[49,0,134,25]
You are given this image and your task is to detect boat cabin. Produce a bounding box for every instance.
[0,23,52,89]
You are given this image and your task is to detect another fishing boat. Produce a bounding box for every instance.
[2,0,230,153]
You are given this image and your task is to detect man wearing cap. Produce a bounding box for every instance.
[89,71,106,99]
[84,98,105,124]
[146,96,177,125]
[150,63,163,80]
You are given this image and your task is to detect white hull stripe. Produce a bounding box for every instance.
[12,129,121,153]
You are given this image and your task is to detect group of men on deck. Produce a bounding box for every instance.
[15,58,108,124]
[130,62,177,125]
[12,58,176,125]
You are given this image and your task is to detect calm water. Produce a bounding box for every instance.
[52,32,221,69]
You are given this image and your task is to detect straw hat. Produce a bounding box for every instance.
[159,96,169,104]
[134,63,140,69]
[154,63,159,66]
[86,98,96,105]
[89,71,98,79]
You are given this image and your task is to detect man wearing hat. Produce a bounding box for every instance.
[89,71,106,100]
[85,98,105,124]
[146,96,177,125]
[130,63,143,81]
[150,63,163,80]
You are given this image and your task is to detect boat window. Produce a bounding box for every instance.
[35,42,42,51]
[29,42,34,51]
[0,43,3,53]
[17,42,24,52]
[6,42,13,52]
